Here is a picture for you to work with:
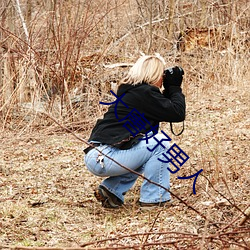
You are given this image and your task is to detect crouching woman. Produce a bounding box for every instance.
[84,54,185,209]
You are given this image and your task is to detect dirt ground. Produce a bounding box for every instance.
[0,80,249,249]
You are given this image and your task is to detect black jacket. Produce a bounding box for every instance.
[88,83,185,149]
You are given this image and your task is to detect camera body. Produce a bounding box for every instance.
[164,67,175,75]
[163,66,184,77]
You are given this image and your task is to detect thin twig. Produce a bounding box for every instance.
[218,207,248,232]
[141,210,162,249]
[200,139,247,217]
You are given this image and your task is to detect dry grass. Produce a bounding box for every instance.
[0,0,249,249]
[0,61,249,248]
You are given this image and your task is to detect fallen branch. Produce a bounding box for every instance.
[103,63,134,68]
[1,229,249,249]
[0,247,86,250]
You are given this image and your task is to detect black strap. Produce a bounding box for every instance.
[170,121,185,136]
[83,143,102,154]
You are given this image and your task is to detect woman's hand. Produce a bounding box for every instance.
[163,66,184,89]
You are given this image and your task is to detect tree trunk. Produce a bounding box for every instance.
[13,0,38,104]
[168,0,175,42]
[147,0,153,54]
[0,0,15,113]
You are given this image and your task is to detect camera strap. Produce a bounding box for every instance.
[170,121,185,136]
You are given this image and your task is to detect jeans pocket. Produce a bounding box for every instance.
[84,145,112,176]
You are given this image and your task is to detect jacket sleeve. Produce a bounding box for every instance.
[143,86,186,122]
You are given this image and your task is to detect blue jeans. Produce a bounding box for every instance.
[84,133,171,203]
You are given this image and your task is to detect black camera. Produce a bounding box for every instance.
[163,66,184,77]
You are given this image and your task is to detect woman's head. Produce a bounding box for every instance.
[122,54,165,87]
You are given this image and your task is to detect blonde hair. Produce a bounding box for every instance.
[121,54,165,85]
